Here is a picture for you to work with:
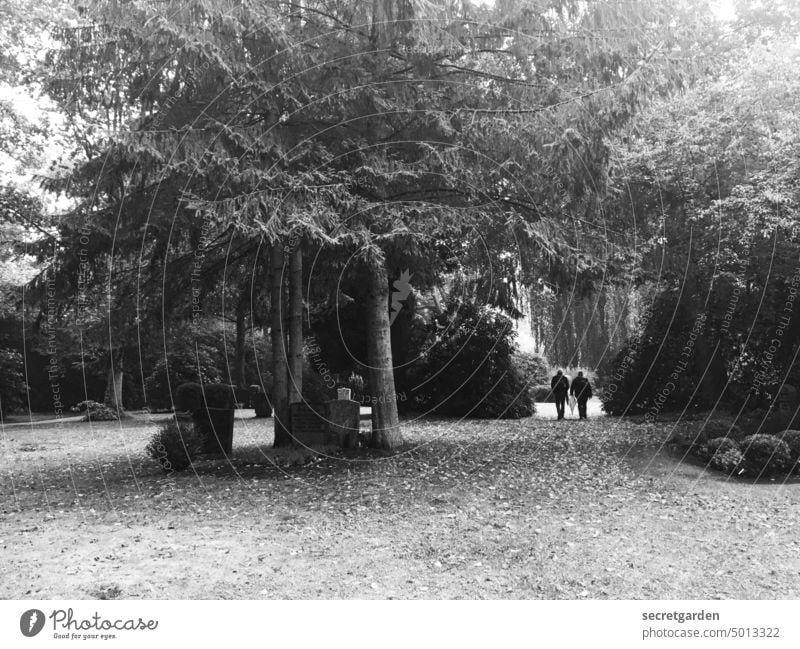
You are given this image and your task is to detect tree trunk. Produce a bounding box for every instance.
[371,0,390,45]
[288,244,304,404]
[597,288,608,361]
[390,290,414,412]
[235,294,247,388]
[365,261,403,450]
[270,241,291,446]
[291,0,302,23]
[103,350,124,413]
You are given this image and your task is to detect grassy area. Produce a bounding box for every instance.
[1,413,799,599]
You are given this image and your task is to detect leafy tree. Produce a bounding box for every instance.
[42,0,726,448]
[603,38,800,416]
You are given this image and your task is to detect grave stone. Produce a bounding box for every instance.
[326,400,360,448]
[289,402,329,446]
[252,392,272,418]
[777,384,798,411]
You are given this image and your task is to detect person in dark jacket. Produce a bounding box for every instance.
[570,371,593,419]
[551,369,570,420]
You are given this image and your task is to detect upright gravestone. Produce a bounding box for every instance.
[289,402,329,447]
[776,384,799,428]
[326,400,360,448]
[252,391,272,418]
[777,384,798,411]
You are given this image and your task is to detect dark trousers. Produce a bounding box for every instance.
[554,394,567,419]
[577,398,588,419]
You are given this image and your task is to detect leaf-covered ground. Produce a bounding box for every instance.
[1,409,799,599]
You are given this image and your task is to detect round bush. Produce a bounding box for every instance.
[697,437,743,474]
[512,352,550,386]
[144,344,222,411]
[699,420,745,442]
[76,400,119,422]
[145,418,201,472]
[697,436,738,463]
[709,446,745,475]
[532,384,555,403]
[775,429,800,471]
[739,434,792,477]
[175,382,203,412]
[413,299,534,419]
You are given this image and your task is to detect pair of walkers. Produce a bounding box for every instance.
[550,369,592,420]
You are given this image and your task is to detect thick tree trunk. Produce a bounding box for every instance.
[597,288,608,362]
[103,350,124,412]
[390,290,414,412]
[371,0,389,45]
[365,261,403,450]
[287,244,304,404]
[235,294,247,388]
[270,241,291,446]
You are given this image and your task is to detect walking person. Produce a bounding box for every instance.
[570,371,593,420]
[550,369,570,420]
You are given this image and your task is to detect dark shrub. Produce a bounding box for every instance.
[76,400,119,421]
[667,419,744,448]
[740,409,800,436]
[775,430,800,470]
[739,434,792,477]
[600,293,717,416]
[697,436,738,463]
[699,420,746,442]
[532,384,555,403]
[412,299,534,419]
[145,418,201,472]
[512,352,549,386]
[0,346,24,413]
[709,446,745,475]
[175,383,203,412]
[696,437,744,476]
[144,344,221,411]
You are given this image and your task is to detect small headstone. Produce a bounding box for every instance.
[289,402,329,446]
[326,400,360,448]
[252,392,272,418]
[777,384,798,411]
